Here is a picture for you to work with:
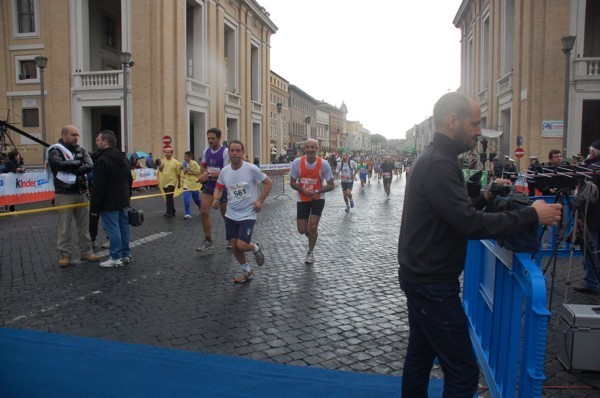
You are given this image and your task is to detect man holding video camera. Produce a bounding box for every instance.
[574,139,600,295]
[397,92,562,397]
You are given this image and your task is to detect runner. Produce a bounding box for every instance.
[380,155,395,200]
[212,140,272,283]
[366,158,374,184]
[336,152,357,213]
[290,139,334,264]
[197,128,229,252]
[357,157,368,190]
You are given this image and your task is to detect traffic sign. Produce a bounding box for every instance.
[514,147,525,159]
[162,144,172,151]
[162,135,172,145]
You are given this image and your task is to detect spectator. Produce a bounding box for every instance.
[146,152,155,168]
[47,125,99,267]
[3,149,25,212]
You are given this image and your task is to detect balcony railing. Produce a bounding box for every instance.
[186,78,209,98]
[477,88,488,104]
[574,57,600,79]
[73,70,122,91]
[226,91,241,107]
[252,101,263,114]
[496,71,513,95]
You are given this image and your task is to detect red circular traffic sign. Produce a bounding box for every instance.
[162,144,172,151]
[162,135,172,145]
[514,147,525,159]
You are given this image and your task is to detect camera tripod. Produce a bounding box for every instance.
[541,184,600,310]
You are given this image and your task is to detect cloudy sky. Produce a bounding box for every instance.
[258,0,464,140]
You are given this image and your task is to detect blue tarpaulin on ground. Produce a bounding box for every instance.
[0,328,445,397]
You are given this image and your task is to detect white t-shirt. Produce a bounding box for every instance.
[336,160,356,182]
[216,162,266,221]
[289,156,334,201]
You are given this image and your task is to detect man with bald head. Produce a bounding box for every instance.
[397,92,562,396]
[47,125,99,267]
[289,139,334,264]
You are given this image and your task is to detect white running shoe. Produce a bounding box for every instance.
[100,258,123,268]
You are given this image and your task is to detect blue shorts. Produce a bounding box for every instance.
[359,172,367,182]
[202,185,228,203]
[224,217,255,243]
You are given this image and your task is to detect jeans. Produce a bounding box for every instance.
[164,185,176,215]
[101,209,131,260]
[583,229,600,291]
[183,189,201,215]
[399,277,478,398]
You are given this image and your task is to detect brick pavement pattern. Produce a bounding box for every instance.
[1,175,599,396]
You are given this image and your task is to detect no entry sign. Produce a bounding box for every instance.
[162,135,172,145]
[514,147,525,159]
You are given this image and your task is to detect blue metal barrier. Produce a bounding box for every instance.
[464,240,550,398]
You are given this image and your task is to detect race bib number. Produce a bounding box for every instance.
[383,172,392,178]
[228,182,250,202]
[207,167,221,173]
[299,177,318,191]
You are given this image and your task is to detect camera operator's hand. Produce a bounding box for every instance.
[531,200,562,226]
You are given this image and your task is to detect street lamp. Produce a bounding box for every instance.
[561,35,576,159]
[120,51,134,153]
[276,102,283,158]
[34,56,48,149]
[305,116,311,140]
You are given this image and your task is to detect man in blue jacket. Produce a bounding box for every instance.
[90,130,133,268]
[397,92,562,397]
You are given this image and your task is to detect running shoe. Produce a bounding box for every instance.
[183,214,192,219]
[196,240,214,252]
[122,256,133,264]
[305,251,315,265]
[345,206,350,213]
[100,258,123,268]
[234,270,253,283]
[253,242,265,266]
[350,199,355,208]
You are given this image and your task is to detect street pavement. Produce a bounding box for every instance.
[1,173,599,396]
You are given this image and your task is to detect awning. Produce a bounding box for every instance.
[481,129,502,139]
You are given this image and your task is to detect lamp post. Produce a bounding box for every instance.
[561,35,576,159]
[120,51,133,153]
[305,116,311,140]
[34,56,48,149]
[276,102,283,158]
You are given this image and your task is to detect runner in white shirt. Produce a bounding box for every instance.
[336,153,357,213]
[213,140,273,283]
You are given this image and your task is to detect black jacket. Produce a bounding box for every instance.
[48,139,93,194]
[580,154,600,230]
[398,133,539,284]
[90,146,132,214]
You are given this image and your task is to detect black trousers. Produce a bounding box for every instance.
[164,185,176,215]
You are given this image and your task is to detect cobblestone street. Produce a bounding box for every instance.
[1,175,599,396]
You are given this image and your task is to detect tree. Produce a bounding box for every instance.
[370,133,387,150]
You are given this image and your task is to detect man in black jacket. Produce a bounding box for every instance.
[574,139,600,295]
[397,92,562,397]
[48,125,99,267]
[90,130,133,268]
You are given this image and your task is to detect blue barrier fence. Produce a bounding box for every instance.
[464,239,550,398]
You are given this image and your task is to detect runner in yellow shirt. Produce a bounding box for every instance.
[158,148,181,218]
[182,151,202,219]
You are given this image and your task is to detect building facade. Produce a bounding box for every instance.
[453,0,600,163]
[268,70,288,158]
[1,0,277,164]
[318,100,347,151]
[287,84,316,148]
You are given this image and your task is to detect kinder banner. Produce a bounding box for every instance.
[132,168,158,188]
[0,171,55,205]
